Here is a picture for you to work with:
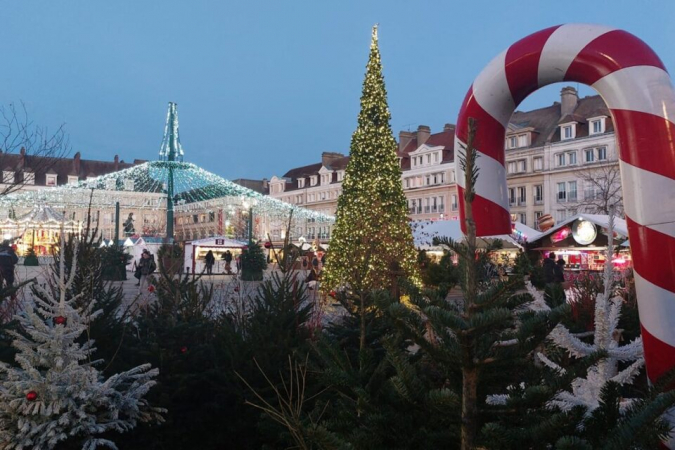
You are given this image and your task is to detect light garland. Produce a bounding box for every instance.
[0,161,335,225]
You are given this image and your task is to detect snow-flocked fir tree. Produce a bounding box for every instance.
[322,25,419,294]
[0,236,164,449]
[531,211,644,414]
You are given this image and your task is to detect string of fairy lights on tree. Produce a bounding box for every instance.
[322,25,419,291]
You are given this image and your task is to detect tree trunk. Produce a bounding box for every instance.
[461,365,479,450]
[359,291,366,353]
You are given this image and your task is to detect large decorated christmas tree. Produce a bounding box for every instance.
[322,25,418,293]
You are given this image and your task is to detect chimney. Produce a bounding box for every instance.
[114,154,119,170]
[20,147,26,156]
[262,178,269,190]
[443,123,455,133]
[321,152,345,168]
[74,152,81,174]
[417,125,431,146]
[560,86,578,117]
[398,130,414,152]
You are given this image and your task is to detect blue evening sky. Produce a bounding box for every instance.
[1,0,673,180]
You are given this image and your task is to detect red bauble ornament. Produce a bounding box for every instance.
[148,285,156,293]
[329,290,337,298]
[264,241,272,249]
[26,391,37,401]
[54,316,67,325]
[180,346,188,354]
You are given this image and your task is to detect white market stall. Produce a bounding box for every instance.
[411,219,540,250]
[411,219,540,266]
[184,236,247,274]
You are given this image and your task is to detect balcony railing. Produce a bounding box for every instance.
[424,206,430,213]
[451,204,458,211]
[534,197,544,205]
[439,204,445,213]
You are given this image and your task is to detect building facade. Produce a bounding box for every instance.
[268,86,620,237]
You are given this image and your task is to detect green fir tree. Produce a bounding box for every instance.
[322,25,419,295]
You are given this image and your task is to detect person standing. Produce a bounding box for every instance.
[312,255,320,272]
[205,250,215,275]
[0,241,18,288]
[543,252,556,284]
[222,250,233,274]
[137,249,156,291]
[554,258,566,284]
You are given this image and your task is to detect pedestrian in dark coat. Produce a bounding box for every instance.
[0,241,19,287]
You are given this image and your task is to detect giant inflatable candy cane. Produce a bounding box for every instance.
[455,24,675,390]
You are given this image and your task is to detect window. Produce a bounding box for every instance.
[424,198,430,213]
[439,196,445,213]
[534,185,543,204]
[337,171,344,182]
[310,176,317,186]
[533,157,543,171]
[425,175,431,186]
[568,152,577,165]
[597,147,607,161]
[556,210,567,222]
[451,195,458,211]
[590,118,605,134]
[298,179,305,188]
[405,178,410,188]
[433,174,438,185]
[518,134,528,147]
[585,149,595,163]
[46,174,57,187]
[519,213,527,225]
[23,171,34,185]
[434,153,439,163]
[509,187,516,206]
[519,160,526,173]
[562,125,573,140]
[509,136,517,148]
[517,187,526,206]
[2,171,13,184]
[556,154,566,167]
[568,181,578,201]
[508,162,517,174]
[432,197,438,212]
[321,192,326,200]
[209,211,216,222]
[441,172,446,183]
[557,182,567,202]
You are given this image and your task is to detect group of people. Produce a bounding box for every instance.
[204,250,239,275]
[543,251,566,285]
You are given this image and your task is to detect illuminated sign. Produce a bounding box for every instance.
[572,220,597,245]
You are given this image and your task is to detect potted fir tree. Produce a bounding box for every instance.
[23,247,39,266]
[240,242,267,281]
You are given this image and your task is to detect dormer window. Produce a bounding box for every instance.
[298,179,305,189]
[337,171,344,182]
[46,174,57,187]
[2,171,13,184]
[590,117,606,135]
[67,175,79,185]
[321,174,330,185]
[518,134,528,147]
[508,136,517,148]
[23,171,34,185]
[310,176,317,186]
[561,124,576,140]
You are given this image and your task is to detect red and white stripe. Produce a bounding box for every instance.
[456,24,675,436]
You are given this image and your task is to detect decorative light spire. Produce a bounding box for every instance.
[159,102,184,162]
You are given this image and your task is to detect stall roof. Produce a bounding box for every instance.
[186,236,247,248]
[533,214,628,243]
[411,220,540,250]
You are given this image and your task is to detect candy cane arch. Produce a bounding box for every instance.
[455,24,675,387]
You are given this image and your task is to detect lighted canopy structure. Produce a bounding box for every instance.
[0,103,334,242]
[0,204,78,256]
[455,24,675,434]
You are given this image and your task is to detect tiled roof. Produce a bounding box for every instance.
[509,94,612,147]
[0,151,142,187]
